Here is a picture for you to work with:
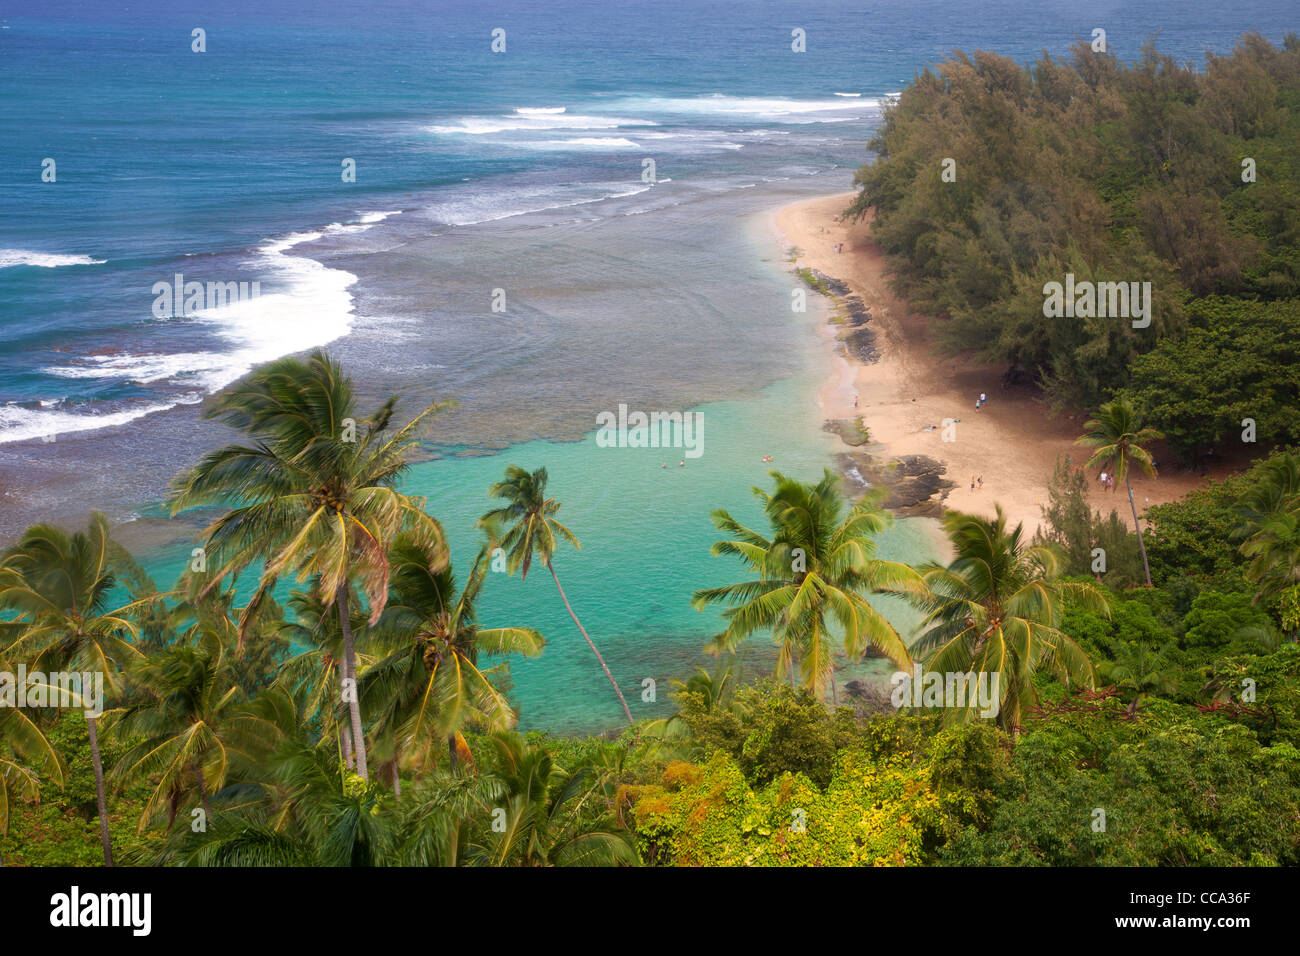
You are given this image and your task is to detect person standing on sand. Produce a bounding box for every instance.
[970,476,976,490]
[980,392,986,405]
[977,476,983,489]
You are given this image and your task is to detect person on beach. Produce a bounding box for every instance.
[979,392,986,405]
[977,475,983,489]
[853,394,858,408]
[970,476,976,490]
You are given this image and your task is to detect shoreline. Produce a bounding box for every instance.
[772,193,1226,537]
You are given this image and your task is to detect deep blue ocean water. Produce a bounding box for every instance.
[1,0,1294,731]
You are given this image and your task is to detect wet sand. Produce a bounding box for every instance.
[773,193,1228,535]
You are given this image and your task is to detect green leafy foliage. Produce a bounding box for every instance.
[852,34,1300,411]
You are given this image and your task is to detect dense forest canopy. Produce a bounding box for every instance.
[850,32,1300,458]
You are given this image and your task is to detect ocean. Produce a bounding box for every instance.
[1,0,1294,731]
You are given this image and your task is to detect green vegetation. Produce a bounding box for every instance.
[1,350,1297,867]
[796,267,831,295]
[6,34,1300,867]
[692,471,922,695]
[849,33,1300,419]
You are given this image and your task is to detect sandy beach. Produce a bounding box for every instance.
[775,193,1225,536]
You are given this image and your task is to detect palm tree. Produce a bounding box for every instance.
[481,465,632,724]
[1076,397,1164,586]
[1240,511,1300,606]
[395,770,507,866]
[112,630,246,833]
[472,731,637,867]
[362,530,544,781]
[276,585,373,769]
[1230,451,1300,614]
[157,734,397,867]
[0,704,65,842]
[169,350,453,781]
[907,507,1108,733]
[0,514,154,865]
[1231,451,1300,541]
[693,470,923,698]
[639,664,740,756]
[1098,643,1177,714]
[168,570,286,695]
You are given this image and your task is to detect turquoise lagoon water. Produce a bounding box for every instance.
[4,0,1295,731]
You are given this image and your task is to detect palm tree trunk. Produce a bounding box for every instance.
[391,741,402,801]
[447,734,459,772]
[340,720,354,769]
[1126,476,1153,587]
[547,562,633,724]
[336,584,369,780]
[85,715,114,867]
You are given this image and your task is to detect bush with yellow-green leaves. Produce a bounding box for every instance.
[626,749,950,866]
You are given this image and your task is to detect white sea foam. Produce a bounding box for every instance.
[530,137,643,150]
[178,231,357,393]
[599,93,885,118]
[427,113,656,135]
[0,401,176,444]
[23,229,359,442]
[0,249,105,269]
[420,182,653,226]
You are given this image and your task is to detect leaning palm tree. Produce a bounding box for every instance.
[481,465,632,724]
[693,470,923,699]
[0,514,153,865]
[1076,397,1164,586]
[907,507,1109,733]
[169,349,452,781]
[362,529,544,781]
